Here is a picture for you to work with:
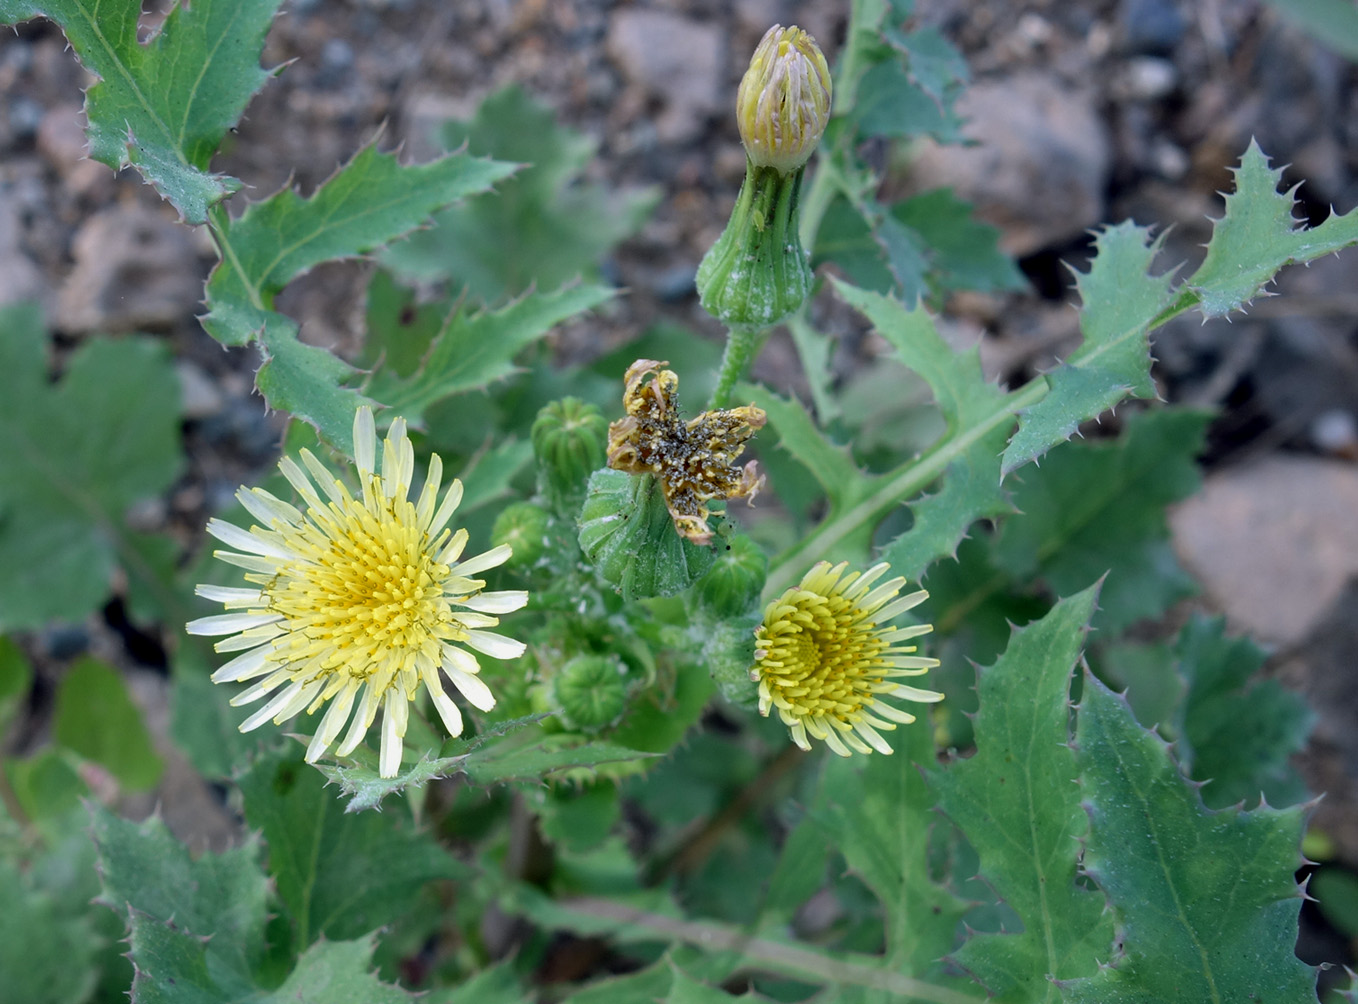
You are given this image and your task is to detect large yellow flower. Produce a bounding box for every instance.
[752,561,941,756]
[187,407,527,778]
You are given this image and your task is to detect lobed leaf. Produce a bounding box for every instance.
[835,281,1017,582]
[237,746,465,946]
[819,723,969,984]
[0,0,282,222]
[0,858,98,1004]
[1171,616,1314,810]
[1186,139,1358,317]
[260,936,426,1004]
[1062,673,1317,1003]
[932,586,1113,1001]
[364,283,614,425]
[994,409,1208,631]
[0,304,184,630]
[1002,223,1174,474]
[92,806,269,995]
[382,86,657,303]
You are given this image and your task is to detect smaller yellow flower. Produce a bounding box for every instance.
[736,24,833,175]
[752,561,941,756]
[187,407,528,778]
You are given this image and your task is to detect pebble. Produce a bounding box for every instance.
[907,73,1110,256]
[55,205,204,333]
[1170,456,1358,646]
[605,10,724,145]
[1118,0,1186,55]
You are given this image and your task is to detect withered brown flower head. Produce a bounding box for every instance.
[607,359,766,546]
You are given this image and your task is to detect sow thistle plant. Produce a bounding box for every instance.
[2,3,1355,1003]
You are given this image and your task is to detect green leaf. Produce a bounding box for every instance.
[0,0,281,222]
[993,409,1208,632]
[170,639,258,779]
[205,145,515,346]
[237,746,464,947]
[835,281,1016,582]
[365,283,613,425]
[0,636,33,735]
[0,305,184,630]
[199,144,514,451]
[1187,140,1358,317]
[819,723,969,982]
[1002,223,1174,474]
[1264,0,1358,60]
[434,961,527,1004]
[853,61,960,141]
[932,587,1113,1000]
[892,190,1025,296]
[0,858,98,1004]
[743,384,876,515]
[93,806,268,995]
[53,657,164,791]
[260,936,422,1004]
[1062,673,1317,1003]
[1171,616,1313,809]
[382,86,657,302]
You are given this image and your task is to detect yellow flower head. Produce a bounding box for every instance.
[736,24,833,175]
[752,561,941,756]
[187,407,528,778]
[606,359,765,546]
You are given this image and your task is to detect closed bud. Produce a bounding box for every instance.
[532,398,609,511]
[491,501,551,569]
[703,615,760,710]
[697,26,830,328]
[737,25,832,176]
[694,533,768,617]
[554,654,632,732]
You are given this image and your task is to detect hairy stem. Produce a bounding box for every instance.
[555,896,985,1004]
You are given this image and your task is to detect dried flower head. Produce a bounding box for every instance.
[752,561,942,756]
[187,407,528,778]
[736,24,833,175]
[606,359,765,546]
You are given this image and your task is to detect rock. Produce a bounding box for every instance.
[0,194,44,307]
[176,360,226,420]
[36,104,110,199]
[1169,456,1358,646]
[605,10,724,144]
[1117,0,1186,55]
[55,205,203,333]
[907,73,1110,256]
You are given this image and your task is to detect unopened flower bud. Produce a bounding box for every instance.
[532,398,609,512]
[697,27,830,328]
[694,533,768,617]
[736,25,832,176]
[491,501,550,569]
[578,468,715,601]
[554,654,631,732]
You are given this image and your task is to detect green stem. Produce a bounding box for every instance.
[552,896,985,1004]
[764,375,1052,598]
[709,324,767,410]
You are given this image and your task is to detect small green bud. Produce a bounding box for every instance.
[703,615,760,710]
[694,534,768,617]
[578,468,715,601]
[491,501,551,569]
[553,654,631,732]
[532,398,609,510]
[736,25,832,176]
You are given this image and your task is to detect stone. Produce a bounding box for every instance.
[0,194,44,307]
[605,10,724,144]
[55,204,204,333]
[907,73,1110,256]
[1169,455,1358,646]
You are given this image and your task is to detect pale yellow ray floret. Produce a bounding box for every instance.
[187,406,528,778]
